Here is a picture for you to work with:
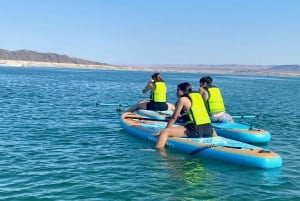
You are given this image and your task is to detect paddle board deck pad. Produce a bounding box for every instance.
[120,112,282,169]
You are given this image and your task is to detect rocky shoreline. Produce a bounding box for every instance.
[0,59,299,77]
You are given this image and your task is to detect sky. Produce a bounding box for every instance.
[0,0,300,65]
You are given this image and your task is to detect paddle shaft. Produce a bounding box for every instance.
[96,102,128,107]
[125,116,168,122]
[189,144,242,155]
[232,115,258,119]
[96,102,259,119]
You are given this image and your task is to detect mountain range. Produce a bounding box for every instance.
[0,49,107,65]
[0,49,299,76]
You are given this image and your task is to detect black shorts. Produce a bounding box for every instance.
[146,102,168,111]
[185,123,213,138]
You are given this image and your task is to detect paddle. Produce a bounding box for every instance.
[125,116,169,122]
[189,144,242,155]
[231,115,258,119]
[96,102,129,107]
[96,102,259,119]
[189,144,216,155]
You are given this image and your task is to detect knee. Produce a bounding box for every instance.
[160,129,170,138]
[138,102,147,109]
[212,128,218,137]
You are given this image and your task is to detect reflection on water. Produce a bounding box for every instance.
[155,148,220,200]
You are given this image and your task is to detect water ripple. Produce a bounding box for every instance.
[0,67,299,200]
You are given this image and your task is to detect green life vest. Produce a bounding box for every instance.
[207,86,226,113]
[181,92,211,126]
[151,81,167,102]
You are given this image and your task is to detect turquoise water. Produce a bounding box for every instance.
[0,66,299,200]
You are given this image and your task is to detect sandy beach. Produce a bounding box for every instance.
[0,59,299,77]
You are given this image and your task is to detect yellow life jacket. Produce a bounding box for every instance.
[151,81,167,102]
[181,92,211,126]
[207,86,226,113]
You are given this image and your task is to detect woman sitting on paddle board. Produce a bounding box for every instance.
[126,73,175,112]
[156,82,217,148]
[199,76,234,122]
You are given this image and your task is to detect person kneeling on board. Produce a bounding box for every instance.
[156,82,217,148]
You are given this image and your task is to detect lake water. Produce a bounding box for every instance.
[0,66,299,200]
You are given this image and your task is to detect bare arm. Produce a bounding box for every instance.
[199,87,209,101]
[166,97,184,128]
[142,81,154,93]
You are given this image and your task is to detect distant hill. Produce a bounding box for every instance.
[270,65,300,72]
[0,49,107,65]
[1,49,299,76]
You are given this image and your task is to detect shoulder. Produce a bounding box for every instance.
[148,82,155,87]
[179,96,189,101]
[199,87,208,94]
[178,96,191,106]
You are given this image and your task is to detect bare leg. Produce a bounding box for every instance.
[167,103,175,111]
[212,128,218,137]
[226,113,234,122]
[228,116,234,122]
[125,101,149,112]
[155,126,187,148]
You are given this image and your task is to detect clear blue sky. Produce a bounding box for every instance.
[1,0,299,65]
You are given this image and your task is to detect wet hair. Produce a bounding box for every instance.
[177,82,192,96]
[199,76,213,85]
[152,73,162,81]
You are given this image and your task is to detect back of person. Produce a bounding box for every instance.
[150,80,167,103]
[155,82,216,148]
[206,86,226,113]
[199,76,234,122]
[126,72,174,112]
[147,73,168,111]
[181,91,213,138]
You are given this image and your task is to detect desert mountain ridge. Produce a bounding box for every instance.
[0,49,299,76]
[0,49,108,65]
